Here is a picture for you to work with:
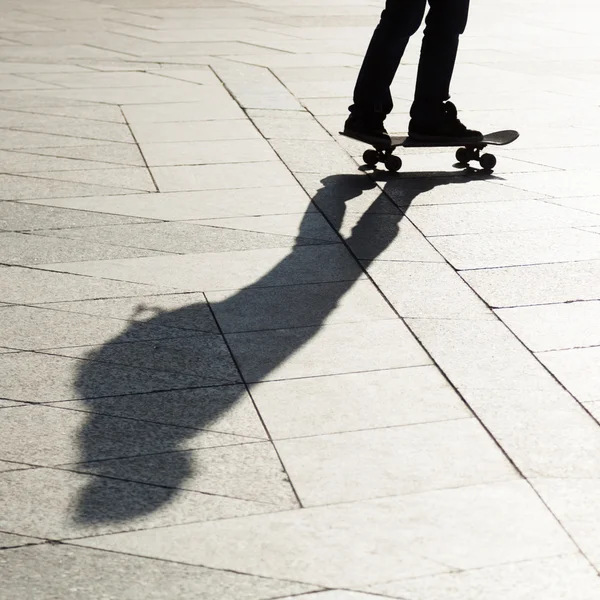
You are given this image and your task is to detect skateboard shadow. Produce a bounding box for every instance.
[72,171,473,525]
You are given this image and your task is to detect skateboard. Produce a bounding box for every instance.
[340,129,519,172]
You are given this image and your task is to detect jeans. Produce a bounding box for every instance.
[350,0,470,122]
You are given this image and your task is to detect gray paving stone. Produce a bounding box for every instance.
[276,419,516,506]
[461,387,600,478]
[269,139,357,173]
[54,385,267,439]
[406,318,554,390]
[0,544,317,600]
[142,139,278,167]
[130,119,258,143]
[0,149,134,173]
[0,468,272,539]
[52,333,240,384]
[538,347,600,403]
[0,113,132,144]
[365,262,493,319]
[153,161,296,192]
[0,305,197,350]
[226,320,431,383]
[70,442,297,508]
[430,228,600,269]
[532,478,600,570]
[29,167,156,192]
[0,460,33,473]
[0,405,244,467]
[463,260,600,307]
[407,199,600,236]
[0,265,172,304]
[0,129,106,150]
[365,554,600,600]
[40,220,327,254]
[0,399,23,408]
[24,186,313,220]
[41,244,364,292]
[191,213,338,243]
[0,173,133,200]
[0,231,166,265]
[278,594,386,600]
[251,112,331,141]
[544,196,600,216]
[251,366,470,439]
[0,532,43,550]
[381,176,546,207]
[0,200,150,231]
[207,280,396,333]
[35,293,217,334]
[33,84,229,106]
[74,481,574,587]
[15,143,146,167]
[122,100,245,123]
[494,171,600,198]
[0,351,208,403]
[497,301,600,351]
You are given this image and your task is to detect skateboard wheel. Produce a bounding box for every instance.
[363,149,379,167]
[479,153,497,171]
[455,147,470,164]
[384,155,402,172]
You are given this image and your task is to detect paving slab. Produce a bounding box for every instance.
[0,468,273,539]
[207,280,396,333]
[537,346,600,403]
[0,351,211,403]
[226,319,431,383]
[251,366,470,439]
[33,292,217,334]
[73,481,574,588]
[38,244,365,291]
[0,231,167,265]
[0,544,317,600]
[0,404,247,467]
[0,201,150,231]
[462,259,600,307]
[497,301,600,351]
[363,261,493,319]
[276,419,517,506]
[429,228,600,270]
[69,442,298,508]
[0,265,173,304]
[0,304,198,350]
[37,220,328,254]
[152,161,296,192]
[24,186,313,221]
[364,554,600,600]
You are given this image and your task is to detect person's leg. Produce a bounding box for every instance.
[410,0,470,121]
[346,0,426,135]
[408,0,481,140]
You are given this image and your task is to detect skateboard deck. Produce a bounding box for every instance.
[340,129,519,172]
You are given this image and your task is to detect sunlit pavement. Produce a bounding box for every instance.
[2,1,600,598]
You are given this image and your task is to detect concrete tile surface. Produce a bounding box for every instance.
[0,545,317,600]
[3,0,600,595]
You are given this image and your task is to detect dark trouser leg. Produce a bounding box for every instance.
[410,0,470,122]
[350,0,427,119]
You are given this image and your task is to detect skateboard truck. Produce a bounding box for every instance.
[341,130,519,173]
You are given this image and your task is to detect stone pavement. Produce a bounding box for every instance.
[1,0,600,597]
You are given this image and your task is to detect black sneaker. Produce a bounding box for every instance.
[409,101,482,143]
[343,113,391,146]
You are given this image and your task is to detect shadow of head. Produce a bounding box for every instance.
[71,170,479,525]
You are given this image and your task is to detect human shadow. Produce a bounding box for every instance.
[72,169,484,524]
